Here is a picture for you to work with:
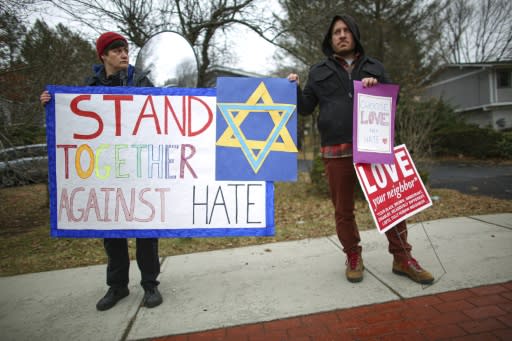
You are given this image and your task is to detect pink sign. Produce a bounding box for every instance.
[354,144,432,234]
[352,81,399,164]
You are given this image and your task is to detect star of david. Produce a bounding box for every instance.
[216,81,297,173]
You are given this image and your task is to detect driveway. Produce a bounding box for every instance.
[298,159,512,200]
[424,160,512,200]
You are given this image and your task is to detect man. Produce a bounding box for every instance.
[40,32,163,310]
[288,15,434,284]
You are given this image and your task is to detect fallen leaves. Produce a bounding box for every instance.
[1,179,511,276]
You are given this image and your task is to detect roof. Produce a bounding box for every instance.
[423,60,512,86]
[442,60,512,69]
[209,65,268,78]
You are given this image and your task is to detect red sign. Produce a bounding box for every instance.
[354,144,432,233]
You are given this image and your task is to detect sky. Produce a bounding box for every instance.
[222,26,280,75]
[29,1,280,76]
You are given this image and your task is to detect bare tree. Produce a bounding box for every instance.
[395,99,439,160]
[2,0,40,20]
[440,0,512,63]
[272,0,343,70]
[438,0,472,64]
[45,0,284,86]
[44,0,163,46]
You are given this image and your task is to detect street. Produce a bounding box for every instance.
[425,160,512,200]
[298,159,512,200]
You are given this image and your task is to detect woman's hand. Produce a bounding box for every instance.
[40,90,51,106]
[287,73,300,86]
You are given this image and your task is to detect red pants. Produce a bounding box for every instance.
[323,157,412,261]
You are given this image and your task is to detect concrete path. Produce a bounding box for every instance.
[0,214,511,341]
[154,281,512,340]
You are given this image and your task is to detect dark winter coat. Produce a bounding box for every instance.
[298,15,391,147]
[85,64,153,87]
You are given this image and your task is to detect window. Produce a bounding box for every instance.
[497,70,511,88]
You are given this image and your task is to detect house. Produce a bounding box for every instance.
[204,65,267,87]
[422,60,512,131]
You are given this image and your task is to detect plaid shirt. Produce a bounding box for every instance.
[333,52,361,73]
[321,143,353,158]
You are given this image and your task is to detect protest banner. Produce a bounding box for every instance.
[354,144,432,233]
[352,80,399,164]
[46,85,276,238]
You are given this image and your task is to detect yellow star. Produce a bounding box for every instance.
[216,81,297,173]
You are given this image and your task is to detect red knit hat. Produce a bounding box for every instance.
[96,32,128,60]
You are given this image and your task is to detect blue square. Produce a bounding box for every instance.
[216,77,298,181]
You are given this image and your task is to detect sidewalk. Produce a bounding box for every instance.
[1,214,511,341]
[153,282,512,341]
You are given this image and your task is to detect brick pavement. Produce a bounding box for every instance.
[149,281,512,341]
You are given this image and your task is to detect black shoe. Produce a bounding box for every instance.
[143,287,163,308]
[96,287,129,311]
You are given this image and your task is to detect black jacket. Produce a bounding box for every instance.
[85,64,153,87]
[298,15,391,147]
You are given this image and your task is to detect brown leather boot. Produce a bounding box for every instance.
[392,257,434,284]
[346,252,364,283]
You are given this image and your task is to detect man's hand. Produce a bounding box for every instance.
[361,77,378,88]
[40,90,51,106]
[287,73,300,86]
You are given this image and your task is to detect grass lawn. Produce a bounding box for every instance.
[1,172,511,276]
